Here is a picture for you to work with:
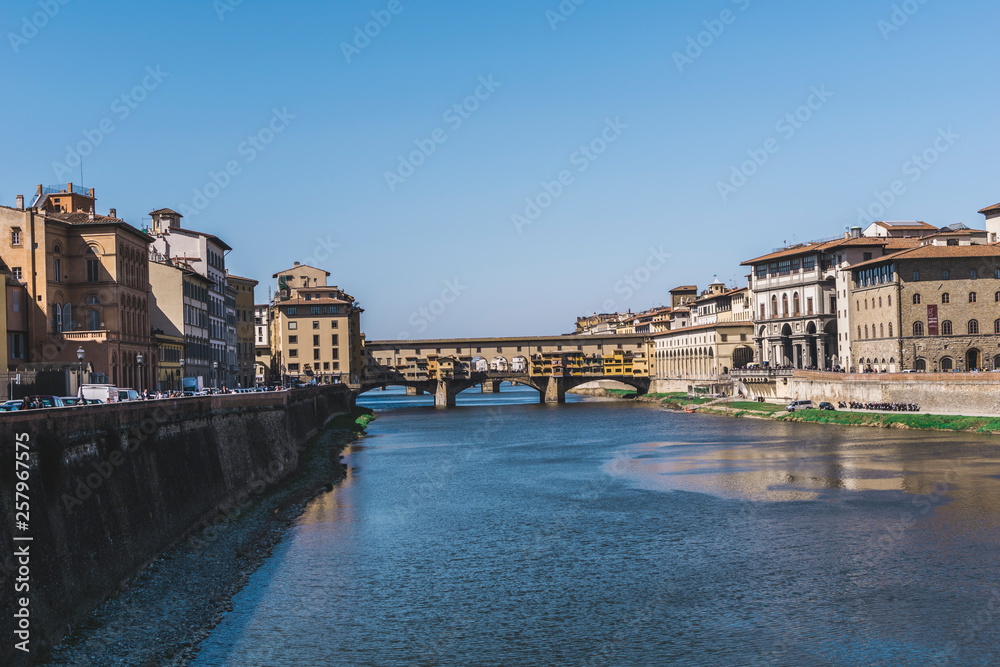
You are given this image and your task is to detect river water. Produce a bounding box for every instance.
[191,385,1000,666]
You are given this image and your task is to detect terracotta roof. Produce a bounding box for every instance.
[848,243,1000,270]
[978,203,1000,214]
[670,285,698,292]
[273,264,331,277]
[921,229,987,238]
[226,273,259,285]
[868,221,936,230]
[650,321,753,338]
[43,211,151,241]
[149,208,183,217]
[741,241,836,265]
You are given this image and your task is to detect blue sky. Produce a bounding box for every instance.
[1,0,998,338]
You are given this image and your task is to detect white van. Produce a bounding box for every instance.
[786,400,813,412]
[81,384,119,403]
[117,389,141,402]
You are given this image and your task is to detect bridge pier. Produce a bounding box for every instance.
[406,387,426,396]
[482,380,501,394]
[542,376,566,404]
[435,380,456,407]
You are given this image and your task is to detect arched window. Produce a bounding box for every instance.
[793,293,800,316]
[53,244,61,254]
[771,295,778,318]
[942,293,950,304]
[942,320,953,335]
[913,293,921,305]
[995,291,1000,303]
[782,294,789,318]
[864,325,869,339]
[969,292,977,303]
[941,357,954,372]
[879,297,883,308]
[916,359,926,371]
[888,295,892,307]
[913,321,924,336]
[858,326,862,339]
[995,319,1000,335]
[888,323,893,337]
[968,320,980,335]
[880,324,885,338]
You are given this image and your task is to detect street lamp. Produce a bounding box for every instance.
[76,347,85,395]
[213,361,219,390]
[179,357,186,391]
[137,353,144,395]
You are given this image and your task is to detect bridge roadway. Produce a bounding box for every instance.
[360,334,651,407]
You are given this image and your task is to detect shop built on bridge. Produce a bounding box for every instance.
[361,334,651,406]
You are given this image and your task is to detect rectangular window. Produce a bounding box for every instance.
[313,335,320,346]
[331,348,339,359]
[331,334,339,345]
[331,321,338,328]
[863,252,873,261]
[803,256,816,271]
[12,267,23,281]
[791,258,800,272]
[289,349,298,358]
[310,306,321,315]
[807,297,814,315]
[313,349,320,360]
[323,362,330,370]
[755,265,767,278]
[288,363,300,372]
[287,307,298,315]
[913,271,920,281]
[971,269,978,279]
[288,321,298,330]
[332,362,340,370]
[10,333,25,359]
[87,310,99,330]
[305,294,312,301]
[11,230,21,246]
[54,258,61,282]
[289,336,298,344]
[942,270,950,280]
[12,290,19,312]
[778,260,792,275]
[313,321,320,329]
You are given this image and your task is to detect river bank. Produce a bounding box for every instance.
[41,408,374,667]
[577,386,1000,435]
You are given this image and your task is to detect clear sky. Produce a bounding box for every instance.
[2,0,998,339]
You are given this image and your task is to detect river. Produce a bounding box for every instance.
[190,385,1000,666]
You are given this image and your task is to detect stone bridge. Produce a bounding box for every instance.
[359,334,652,406]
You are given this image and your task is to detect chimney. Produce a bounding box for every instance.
[89,188,95,197]
[88,207,95,222]
[16,195,24,210]
[67,182,73,193]
[850,226,862,239]
[109,208,117,218]
[294,261,301,266]
[36,184,43,196]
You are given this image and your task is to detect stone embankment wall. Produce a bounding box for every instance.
[784,371,1000,413]
[0,386,353,663]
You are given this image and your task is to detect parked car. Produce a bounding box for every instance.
[818,402,836,411]
[0,402,21,412]
[22,395,66,409]
[786,400,814,412]
[117,389,141,402]
[61,396,85,406]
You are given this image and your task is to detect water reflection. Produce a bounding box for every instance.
[191,403,1000,666]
